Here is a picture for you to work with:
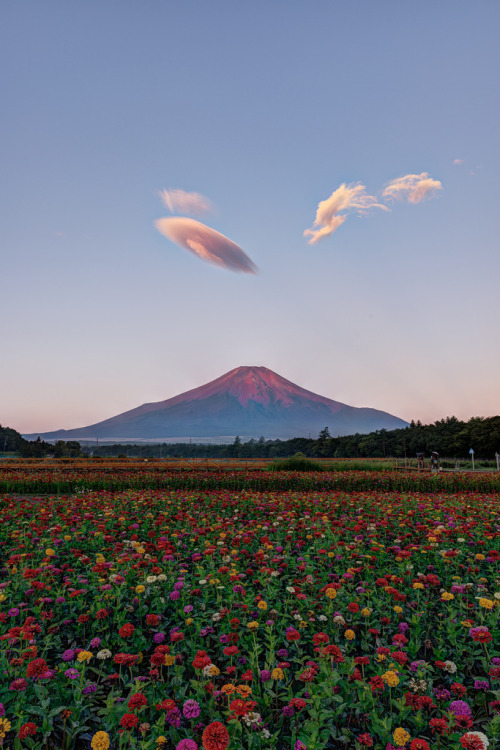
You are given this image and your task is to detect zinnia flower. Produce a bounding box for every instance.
[91,731,110,750]
[202,721,230,750]
[393,728,411,746]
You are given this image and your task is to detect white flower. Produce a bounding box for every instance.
[444,660,457,673]
[157,574,167,582]
[97,649,112,660]
[318,615,327,621]
[212,613,221,622]
[242,712,262,726]
[199,579,207,585]
[261,728,271,738]
[286,587,295,594]
[333,615,346,626]
[146,576,157,584]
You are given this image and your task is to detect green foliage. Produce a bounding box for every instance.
[267,453,325,472]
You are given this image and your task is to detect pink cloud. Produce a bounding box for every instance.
[155,217,257,274]
[382,172,442,204]
[159,188,213,216]
[304,182,388,244]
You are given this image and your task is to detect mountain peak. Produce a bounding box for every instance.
[24,366,408,441]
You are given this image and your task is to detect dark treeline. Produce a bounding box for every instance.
[2,415,500,460]
[0,425,83,457]
[90,415,500,460]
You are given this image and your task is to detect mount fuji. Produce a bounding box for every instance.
[25,366,408,441]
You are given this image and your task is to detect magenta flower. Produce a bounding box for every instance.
[183,699,201,719]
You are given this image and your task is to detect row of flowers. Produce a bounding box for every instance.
[0,485,499,748]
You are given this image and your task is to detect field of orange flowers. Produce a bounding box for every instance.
[0,474,499,749]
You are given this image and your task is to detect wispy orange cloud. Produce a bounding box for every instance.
[155,217,257,274]
[382,172,442,204]
[159,188,213,216]
[304,183,388,244]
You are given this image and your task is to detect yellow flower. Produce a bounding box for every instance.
[257,600,268,610]
[393,728,410,746]
[164,655,175,666]
[475,553,485,561]
[0,717,12,739]
[221,683,235,695]
[412,582,424,589]
[45,548,55,557]
[91,731,110,750]
[325,588,337,599]
[393,605,403,613]
[271,667,284,680]
[344,629,355,640]
[156,737,168,746]
[185,617,194,625]
[135,585,145,594]
[77,650,93,662]
[441,592,454,601]
[64,535,71,541]
[0,594,6,603]
[208,664,220,676]
[382,670,400,687]
[479,598,494,609]
[360,608,372,617]
[247,621,259,631]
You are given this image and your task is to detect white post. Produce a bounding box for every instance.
[469,448,474,471]
[496,452,499,472]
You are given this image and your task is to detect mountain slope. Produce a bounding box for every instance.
[25,366,408,440]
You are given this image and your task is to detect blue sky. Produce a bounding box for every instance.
[2,1,499,434]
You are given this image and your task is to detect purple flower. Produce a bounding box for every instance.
[449,700,471,716]
[90,637,101,648]
[170,590,180,601]
[65,669,79,680]
[82,682,98,694]
[433,686,451,701]
[62,649,75,661]
[153,633,165,644]
[474,680,490,691]
[0,703,4,716]
[283,705,294,717]
[166,708,182,728]
[183,699,201,719]
[277,649,289,658]
[260,670,271,682]
[295,741,307,750]
[184,605,194,614]
[9,679,28,691]
[176,741,198,750]
[8,608,19,617]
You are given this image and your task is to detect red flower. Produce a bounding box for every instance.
[459,736,487,750]
[146,614,160,626]
[202,721,230,750]
[128,692,147,711]
[410,740,431,750]
[357,734,373,747]
[348,602,359,613]
[26,658,49,679]
[120,713,139,729]
[429,718,449,735]
[119,623,135,639]
[19,722,37,739]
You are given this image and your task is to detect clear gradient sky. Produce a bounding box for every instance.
[2,1,499,435]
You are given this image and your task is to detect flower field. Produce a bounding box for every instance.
[0,475,499,749]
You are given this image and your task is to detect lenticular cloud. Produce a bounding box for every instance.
[382,172,442,204]
[159,188,213,216]
[155,217,257,274]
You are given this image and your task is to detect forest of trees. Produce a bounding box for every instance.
[2,415,500,460]
[89,415,500,460]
